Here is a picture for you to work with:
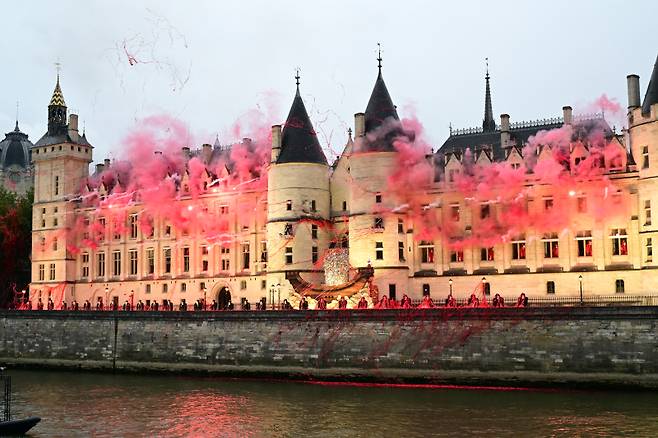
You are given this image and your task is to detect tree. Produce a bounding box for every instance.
[0,187,32,308]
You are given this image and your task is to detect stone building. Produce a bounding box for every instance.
[29,54,658,307]
[0,121,33,195]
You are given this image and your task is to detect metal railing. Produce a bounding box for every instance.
[410,295,658,308]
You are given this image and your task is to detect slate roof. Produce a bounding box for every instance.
[0,122,32,168]
[642,54,658,116]
[277,86,327,165]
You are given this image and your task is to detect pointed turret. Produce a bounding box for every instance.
[642,54,658,116]
[277,73,327,165]
[47,73,67,136]
[364,47,399,134]
[482,60,495,132]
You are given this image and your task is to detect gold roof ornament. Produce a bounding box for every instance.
[49,74,66,107]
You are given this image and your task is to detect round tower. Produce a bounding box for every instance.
[266,76,330,298]
[348,56,410,300]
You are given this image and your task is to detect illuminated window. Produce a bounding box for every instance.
[576,231,593,257]
[610,229,628,256]
[512,236,526,260]
[419,241,435,263]
[480,247,494,261]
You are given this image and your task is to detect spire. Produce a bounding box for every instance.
[277,77,327,165]
[50,64,66,107]
[14,101,19,132]
[364,47,399,134]
[642,54,658,116]
[482,58,495,132]
[295,68,301,95]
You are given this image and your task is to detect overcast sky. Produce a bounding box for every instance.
[2,0,657,162]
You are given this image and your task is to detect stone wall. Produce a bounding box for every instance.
[1,308,658,389]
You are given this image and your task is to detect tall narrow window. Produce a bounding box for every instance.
[285,247,293,264]
[112,251,121,277]
[481,247,494,261]
[129,249,138,276]
[642,146,649,169]
[49,263,56,280]
[398,241,405,262]
[544,197,554,211]
[129,214,138,239]
[182,247,190,273]
[97,252,105,277]
[647,238,653,262]
[38,264,45,281]
[284,223,293,236]
[286,200,292,211]
[311,200,317,211]
[576,231,593,257]
[311,224,318,239]
[81,253,89,278]
[375,242,384,260]
[241,243,250,270]
[312,246,318,264]
[480,204,490,219]
[342,201,347,211]
[374,217,384,229]
[645,200,652,225]
[260,241,267,263]
[398,219,404,234]
[546,281,556,294]
[610,229,628,256]
[98,217,106,242]
[52,238,58,251]
[164,247,171,273]
[450,250,464,263]
[375,193,382,204]
[419,241,435,263]
[147,248,155,274]
[54,175,59,196]
[577,196,587,213]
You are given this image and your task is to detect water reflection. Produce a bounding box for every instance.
[8,370,658,437]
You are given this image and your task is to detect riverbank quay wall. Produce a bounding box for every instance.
[1,308,658,389]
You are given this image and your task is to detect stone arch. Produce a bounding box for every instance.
[212,282,232,310]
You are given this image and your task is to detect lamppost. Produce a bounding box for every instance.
[579,274,584,306]
[269,286,275,310]
[104,287,109,310]
[481,277,487,295]
[203,286,207,311]
[276,283,281,309]
[449,278,453,295]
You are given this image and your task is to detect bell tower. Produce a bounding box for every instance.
[30,71,93,305]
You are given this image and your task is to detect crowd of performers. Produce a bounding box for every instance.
[13,291,530,311]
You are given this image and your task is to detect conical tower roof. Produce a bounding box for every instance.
[49,75,66,107]
[364,70,399,133]
[277,77,327,165]
[642,54,658,116]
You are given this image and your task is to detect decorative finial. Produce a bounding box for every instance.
[377,43,383,72]
[295,68,300,88]
[347,127,353,139]
[14,101,19,131]
[55,60,62,83]
[485,57,489,79]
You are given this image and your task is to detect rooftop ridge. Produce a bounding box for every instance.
[449,112,605,137]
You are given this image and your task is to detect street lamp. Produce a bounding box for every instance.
[449,278,453,295]
[203,286,207,310]
[276,283,281,310]
[579,274,583,306]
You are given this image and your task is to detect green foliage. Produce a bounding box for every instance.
[0,186,33,308]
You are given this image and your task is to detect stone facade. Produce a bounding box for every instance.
[29,56,658,308]
[2,309,658,388]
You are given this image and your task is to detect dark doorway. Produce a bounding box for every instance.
[422,284,430,296]
[388,284,396,300]
[218,287,232,310]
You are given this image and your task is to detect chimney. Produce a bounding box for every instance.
[202,143,212,163]
[242,137,252,145]
[562,106,573,125]
[354,113,365,137]
[104,158,111,168]
[500,114,511,149]
[271,125,282,163]
[182,146,191,159]
[627,74,641,109]
[68,114,79,141]
[95,163,105,174]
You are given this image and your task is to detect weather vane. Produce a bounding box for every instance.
[377,43,382,71]
[295,68,300,87]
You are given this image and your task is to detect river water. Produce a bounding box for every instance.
[5,370,658,437]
